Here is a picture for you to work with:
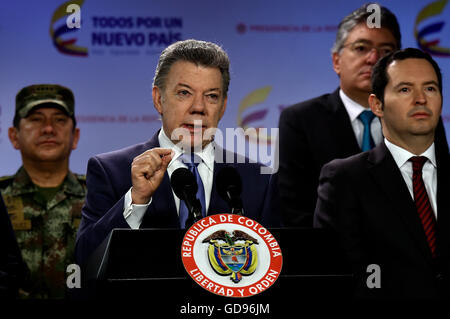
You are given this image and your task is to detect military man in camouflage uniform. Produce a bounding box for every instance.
[0,84,86,299]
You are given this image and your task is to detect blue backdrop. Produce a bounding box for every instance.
[1,0,449,175]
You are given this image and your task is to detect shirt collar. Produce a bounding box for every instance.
[384,138,436,169]
[339,89,369,122]
[158,128,215,172]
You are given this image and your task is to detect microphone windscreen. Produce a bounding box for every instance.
[170,167,198,200]
[216,166,242,200]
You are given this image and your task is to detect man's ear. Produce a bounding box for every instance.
[8,126,21,150]
[152,86,163,115]
[71,127,80,150]
[369,94,383,117]
[332,52,341,76]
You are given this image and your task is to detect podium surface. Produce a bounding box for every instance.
[83,227,354,312]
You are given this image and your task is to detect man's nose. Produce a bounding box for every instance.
[366,48,380,65]
[41,118,56,134]
[190,94,206,113]
[414,89,427,105]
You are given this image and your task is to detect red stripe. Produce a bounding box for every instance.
[422,214,433,227]
[414,186,426,200]
[411,156,436,257]
[416,201,428,215]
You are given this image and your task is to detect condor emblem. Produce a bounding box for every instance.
[181,214,282,297]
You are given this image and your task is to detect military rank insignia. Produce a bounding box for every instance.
[181,214,282,298]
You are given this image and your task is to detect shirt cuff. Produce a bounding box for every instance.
[123,188,152,229]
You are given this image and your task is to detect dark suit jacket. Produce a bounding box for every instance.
[314,141,450,298]
[75,132,276,264]
[0,195,28,298]
[279,88,449,227]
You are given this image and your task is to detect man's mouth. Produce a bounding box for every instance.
[411,112,430,119]
[38,140,59,145]
[182,123,206,132]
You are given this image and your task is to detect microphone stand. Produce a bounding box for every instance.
[227,187,244,216]
[183,192,203,229]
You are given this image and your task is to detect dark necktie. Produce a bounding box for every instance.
[178,153,206,228]
[358,110,375,151]
[410,156,437,258]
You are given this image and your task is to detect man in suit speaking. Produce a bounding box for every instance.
[314,48,450,298]
[75,39,274,264]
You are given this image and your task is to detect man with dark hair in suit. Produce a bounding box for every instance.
[314,48,450,298]
[76,39,274,265]
[278,4,448,227]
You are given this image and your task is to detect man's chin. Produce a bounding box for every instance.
[356,80,371,92]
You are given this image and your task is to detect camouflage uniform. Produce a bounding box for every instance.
[0,166,86,299]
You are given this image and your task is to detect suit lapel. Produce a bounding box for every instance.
[142,130,179,227]
[326,89,361,155]
[367,142,435,262]
[149,173,178,225]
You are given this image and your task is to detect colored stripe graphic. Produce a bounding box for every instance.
[414,0,450,57]
[49,0,87,57]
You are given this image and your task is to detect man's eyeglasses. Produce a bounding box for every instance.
[341,41,396,57]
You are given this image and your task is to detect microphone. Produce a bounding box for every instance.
[216,166,244,215]
[170,167,203,228]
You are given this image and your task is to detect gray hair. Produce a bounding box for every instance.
[331,3,401,54]
[152,39,230,97]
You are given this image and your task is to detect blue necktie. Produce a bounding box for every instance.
[358,110,376,151]
[178,153,206,228]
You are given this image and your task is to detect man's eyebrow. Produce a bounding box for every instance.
[176,83,221,92]
[352,39,396,47]
[177,83,193,90]
[393,81,413,89]
[422,80,439,87]
[29,110,66,116]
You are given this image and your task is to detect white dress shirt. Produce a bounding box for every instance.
[123,129,215,229]
[340,89,383,149]
[384,138,438,218]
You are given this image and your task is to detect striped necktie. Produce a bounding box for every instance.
[410,156,437,257]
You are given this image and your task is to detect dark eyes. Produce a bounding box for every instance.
[27,116,68,124]
[398,86,437,93]
[178,90,191,96]
[177,90,220,102]
[350,43,394,57]
[207,93,219,100]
